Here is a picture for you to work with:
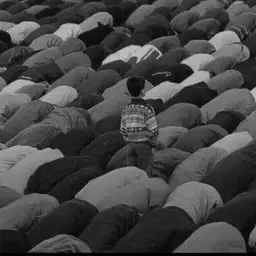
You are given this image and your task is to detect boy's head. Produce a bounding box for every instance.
[126,76,146,98]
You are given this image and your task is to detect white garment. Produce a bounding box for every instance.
[211,131,253,155]
[144,81,182,103]
[163,181,223,226]
[0,146,37,175]
[0,148,64,194]
[181,54,215,71]
[7,21,40,45]
[53,23,81,41]
[1,79,35,94]
[102,45,141,65]
[209,31,241,51]
[212,43,250,63]
[134,44,162,64]
[40,86,78,107]
[0,22,15,31]
[180,71,211,88]
[75,167,149,212]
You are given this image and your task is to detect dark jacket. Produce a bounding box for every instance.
[202,140,256,203]
[78,23,114,47]
[27,199,99,248]
[50,127,98,156]
[79,205,140,252]
[206,110,245,134]
[80,130,126,170]
[49,165,103,203]
[172,124,228,153]
[114,206,196,253]
[25,156,99,195]
[163,82,217,110]
[204,190,256,246]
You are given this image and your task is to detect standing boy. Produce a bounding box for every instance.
[120,76,159,149]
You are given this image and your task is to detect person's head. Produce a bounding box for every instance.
[126,76,146,98]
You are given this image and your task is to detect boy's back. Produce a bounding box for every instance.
[120,76,159,147]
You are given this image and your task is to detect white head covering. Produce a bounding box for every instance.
[163,181,223,226]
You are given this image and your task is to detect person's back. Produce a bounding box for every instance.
[120,76,159,148]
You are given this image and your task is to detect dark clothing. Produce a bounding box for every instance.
[7,11,36,23]
[0,230,31,253]
[114,206,196,253]
[115,33,151,51]
[163,82,217,110]
[79,205,140,252]
[106,5,126,26]
[243,30,256,57]
[31,63,64,84]
[67,93,104,110]
[25,156,98,195]
[35,7,60,19]
[0,30,12,47]
[28,199,99,248]
[0,65,28,84]
[172,124,228,154]
[107,142,153,172]
[204,190,256,244]
[100,31,129,51]
[177,29,208,46]
[133,15,171,40]
[0,1,15,10]
[16,84,46,100]
[90,115,122,135]
[171,0,200,18]
[147,148,191,182]
[84,45,111,70]
[19,69,44,83]
[202,140,256,204]
[146,99,165,115]
[50,128,98,156]
[206,110,245,134]
[80,130,126,170]
[146,63,194,85]
[49,166,103,203]
[7,2,29,15]
[78,23,114,47]
[98,61,131,77]
[202,8,230,30]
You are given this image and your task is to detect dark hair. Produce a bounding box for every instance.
[126,76,145,97]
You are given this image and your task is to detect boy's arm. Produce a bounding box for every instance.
[120,115,128,139]
[146,110,159,147]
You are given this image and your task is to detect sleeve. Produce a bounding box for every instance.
[120,112,127,139]
[146,107,159,146]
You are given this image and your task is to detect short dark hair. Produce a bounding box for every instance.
[126,76,145,97]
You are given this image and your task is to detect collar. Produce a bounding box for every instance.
[131,97,147,105]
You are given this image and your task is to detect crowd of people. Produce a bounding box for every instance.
[1,0,256,253]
